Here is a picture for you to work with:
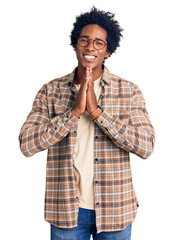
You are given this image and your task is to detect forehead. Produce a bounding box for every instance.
[80,24,107,40]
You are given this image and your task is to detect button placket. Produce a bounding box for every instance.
[94,128,100,212]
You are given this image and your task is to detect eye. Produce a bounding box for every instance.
[95,40,104,46]
[80,37,88,43]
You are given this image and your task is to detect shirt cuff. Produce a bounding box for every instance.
[94,109,123,134]
[48,108,79,135]
[61,108,79,127]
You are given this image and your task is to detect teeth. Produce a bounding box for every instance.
[84,55,95,59]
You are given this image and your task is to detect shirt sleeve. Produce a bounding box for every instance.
[19,84,79,157]
[94,84,155,159]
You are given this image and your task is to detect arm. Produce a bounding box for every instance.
[19,84,79,157]
[94,84,155,159]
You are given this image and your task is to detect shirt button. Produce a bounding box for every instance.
[55,127,57,130]
[95,136,98,140]
[100,121,103,124]
[95,180,99,184]
[74,131,77,133]
[66,115,69,118]
[96,202,99,206]
[95,158,98,162]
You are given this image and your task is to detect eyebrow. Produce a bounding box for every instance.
[79,35,104,41]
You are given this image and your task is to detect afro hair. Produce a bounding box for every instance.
[70,7,123,57]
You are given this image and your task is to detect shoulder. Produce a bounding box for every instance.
[109,72,142,93]
[46,72,73,89]
[110,72,138,89]
[33,71,74,102]
[38,71,74,94]
[109,71,145,102]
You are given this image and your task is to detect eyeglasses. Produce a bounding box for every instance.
[77,36,107,50]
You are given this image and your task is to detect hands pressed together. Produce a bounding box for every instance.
[71,67,98,118]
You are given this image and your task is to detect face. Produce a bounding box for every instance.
[74,24,110,75]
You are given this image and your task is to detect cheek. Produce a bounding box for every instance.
[98,52,108,62]
[75,48,83,60]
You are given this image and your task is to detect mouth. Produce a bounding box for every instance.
[83,54,97,62]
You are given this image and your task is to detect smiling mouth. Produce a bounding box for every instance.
[83,54,97,61]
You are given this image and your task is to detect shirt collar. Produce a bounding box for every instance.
[69,65,111,90]
[101,65,111,86]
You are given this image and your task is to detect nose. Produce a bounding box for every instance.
[86,40,95,51]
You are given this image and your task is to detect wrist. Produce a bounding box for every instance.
[71,109,81,118]
[88,104,98,114]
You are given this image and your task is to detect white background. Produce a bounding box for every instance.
[0,0,173,239]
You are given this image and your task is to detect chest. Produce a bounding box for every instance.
[47,84,132,124]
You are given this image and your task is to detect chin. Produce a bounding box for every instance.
[78,59,101,72]
[81,62,95,70]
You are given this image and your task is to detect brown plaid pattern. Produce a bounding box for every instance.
[19,66,155,233]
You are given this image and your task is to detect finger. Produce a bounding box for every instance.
[90,66,92,74]
[87,66,92,78]
[86,67,90,78]
[88,67,93,81]
[85,67,91,85]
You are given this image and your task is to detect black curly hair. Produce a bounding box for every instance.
[70,7,123,57]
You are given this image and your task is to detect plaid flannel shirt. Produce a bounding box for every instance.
[19,66,155,233]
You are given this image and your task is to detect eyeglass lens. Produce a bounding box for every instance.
[78,37,105,50]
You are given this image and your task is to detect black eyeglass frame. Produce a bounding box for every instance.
[77,36,107,50]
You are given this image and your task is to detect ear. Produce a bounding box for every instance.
[104,51,110,59]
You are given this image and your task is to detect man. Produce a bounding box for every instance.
[19,7,155,240]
